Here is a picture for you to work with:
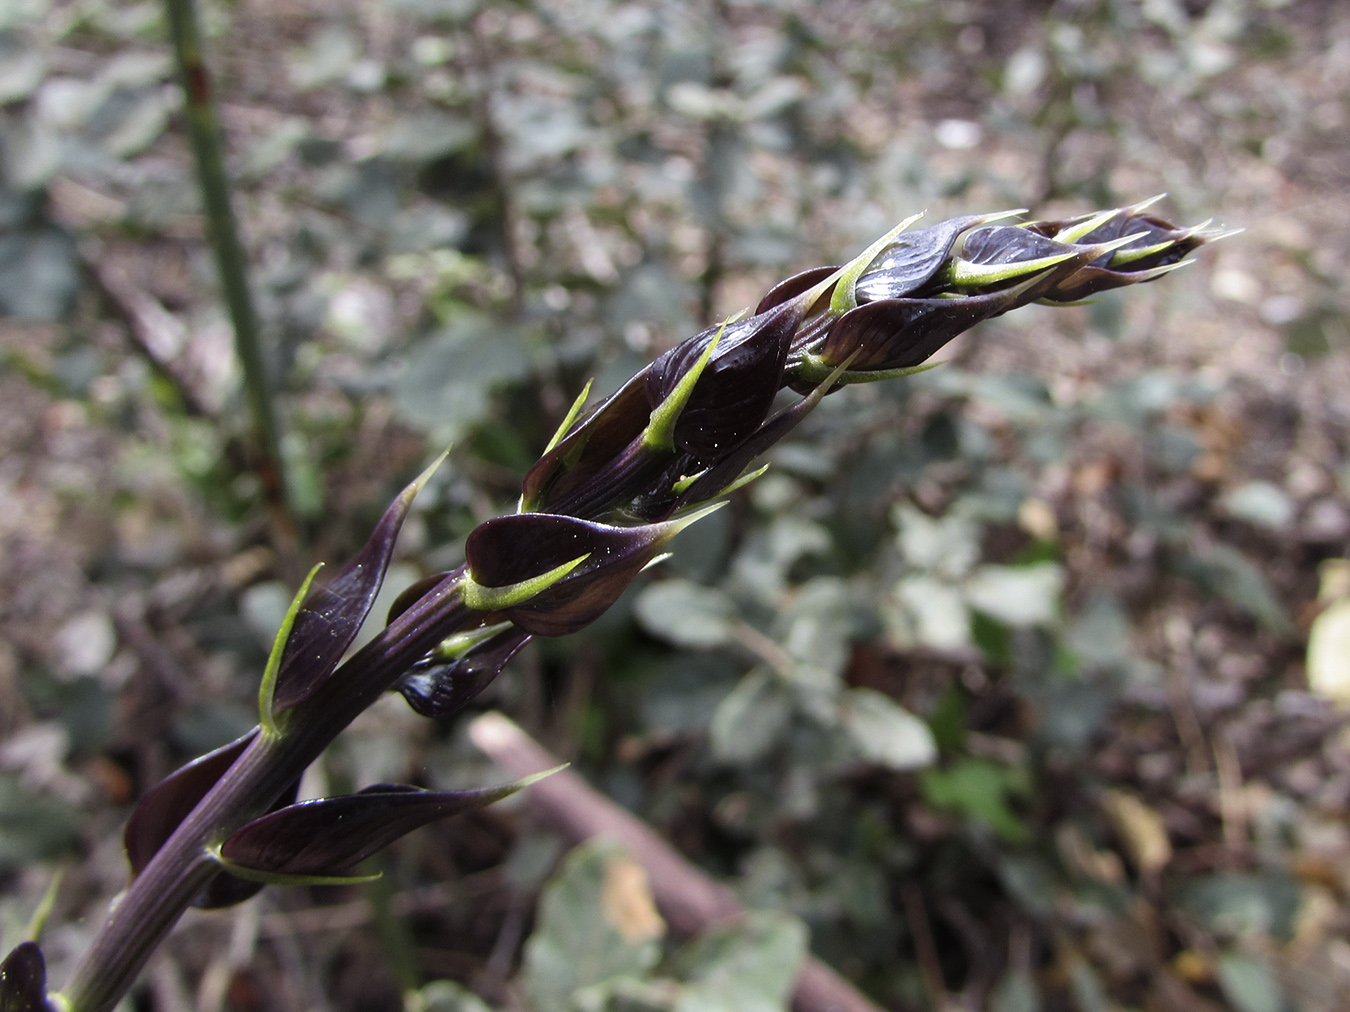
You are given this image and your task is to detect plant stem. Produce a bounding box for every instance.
[60,576,472,1012]
[163,0,288,515]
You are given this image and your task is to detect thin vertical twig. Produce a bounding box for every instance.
[467,13,526,317]
[163,0,290,521]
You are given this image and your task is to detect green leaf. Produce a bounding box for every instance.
[672,911,807,1012]
[520,841,665,1012]
[633,579,736,649]
[990,968,1041,1012]
[963,562,1063,628]
[0,774,80,872]
[0,224,79,322]
[839,688,937,771]
[920,757,1029,843]
[1220,481,1295,530]
[1216,952,1284,1012]
[709,671,792,765]
[410,980,495,1012]
[1177,544,1292,635]
[1179,870,1300,942]
[892,504,980,578]
[891,575,971,651]
[392,316,532,444]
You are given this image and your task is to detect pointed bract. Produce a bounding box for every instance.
[272,455,443,711]
[219,776,554,878]
[122,730,305,909]
[464,511,715,636]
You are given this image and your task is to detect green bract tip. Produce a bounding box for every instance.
[462,553,592,612]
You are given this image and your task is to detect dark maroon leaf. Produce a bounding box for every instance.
[0,943,46,1012]
[811,243,1105,377]
[673,377,830,508]
[820,289,1024,371]
[1028,211,1179,253]
[193,867,267,909]
[122,729,304,909]
[397,627,531,718]
[191,760,308,908]
[220,781,528,877]
[1038,263,1170,303]
[125,731,255,878]
[272,466,432,711]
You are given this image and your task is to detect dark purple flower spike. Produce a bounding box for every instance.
[56,201,1227,1012]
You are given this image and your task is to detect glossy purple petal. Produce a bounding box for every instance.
[0,942,46,1012]
[854,215,987,301]
[1037,263,1169,303]
[1031,215,1210,302]
[397,627,531,718]
[193,866,269,909]
[958,225,1073,269]
[272,468,430,711]
[819,289,1026,372]
[673,379,829,508]
[219,781,529,877]
[122,730,304,909]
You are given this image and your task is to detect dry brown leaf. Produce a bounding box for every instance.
[1102,789,1173,879]
[601,853,665,944]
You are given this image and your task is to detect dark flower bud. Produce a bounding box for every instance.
[642,302,801,461]
[0,942,48,1012]
[519,372,654,517]
[461,506,721,636]
[1028,201,1231,303]
[853,214,994,301]
[396,626,532,718]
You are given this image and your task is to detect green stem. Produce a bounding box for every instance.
[164,0,288,512]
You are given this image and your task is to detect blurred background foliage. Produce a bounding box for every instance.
[2,0,1350,1009]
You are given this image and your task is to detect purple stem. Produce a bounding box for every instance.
[61,573,473,1012]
